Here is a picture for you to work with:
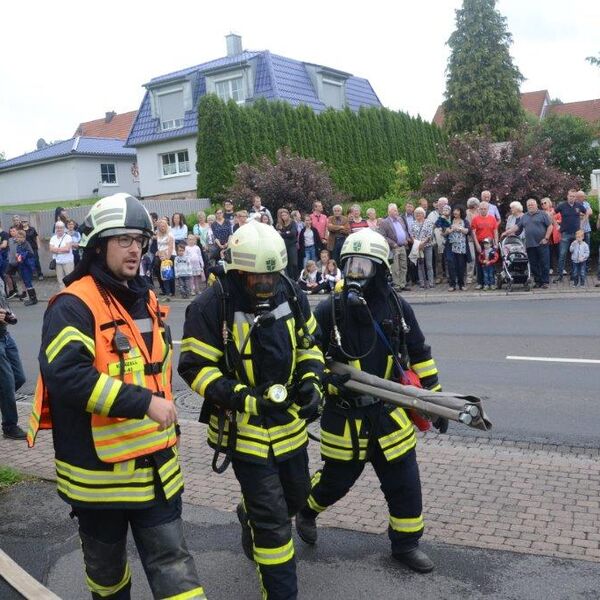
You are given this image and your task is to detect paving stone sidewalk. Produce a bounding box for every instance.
[4,403,599,564]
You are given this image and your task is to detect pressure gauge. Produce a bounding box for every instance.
[266,384,288,404]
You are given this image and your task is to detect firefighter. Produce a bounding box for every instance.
[178,221,324,600]
[295,227,444,573]
[28,193,205,599]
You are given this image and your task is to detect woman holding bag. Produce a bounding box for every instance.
[49,221,73,290]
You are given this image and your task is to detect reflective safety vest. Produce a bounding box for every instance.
[28,275,177,464]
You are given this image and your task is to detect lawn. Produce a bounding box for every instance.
[0,466,22,490]
[1,198,97,213]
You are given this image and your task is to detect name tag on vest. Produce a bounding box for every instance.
[108,356,145,376]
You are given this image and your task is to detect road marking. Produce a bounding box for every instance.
[506,355,600,365]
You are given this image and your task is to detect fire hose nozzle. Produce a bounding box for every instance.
[458,412,473,425]
[464,404,480,419]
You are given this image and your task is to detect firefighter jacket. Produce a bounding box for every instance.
[28,265,182,508]
[314,283,441,464]
[178,275,325,465]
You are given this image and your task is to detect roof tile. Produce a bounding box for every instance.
[74,111,138,139]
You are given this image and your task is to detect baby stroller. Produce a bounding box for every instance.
[497,235,531,292]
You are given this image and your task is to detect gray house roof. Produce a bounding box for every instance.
[126,50,382,147]
[0,137,136,172]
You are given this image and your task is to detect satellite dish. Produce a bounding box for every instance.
[37,138,48,150]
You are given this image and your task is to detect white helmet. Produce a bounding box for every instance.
[79,193,153,249]
[224,221,287,273]
[340,228,391,270]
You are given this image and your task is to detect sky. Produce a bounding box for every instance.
[1,0,598,159]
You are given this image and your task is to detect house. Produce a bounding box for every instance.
[74,110,138,140]
[126,34,382,201]
[0,137,138,206]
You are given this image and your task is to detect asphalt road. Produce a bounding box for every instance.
[8,296,600,447]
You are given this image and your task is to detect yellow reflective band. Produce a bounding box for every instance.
[389,514,424,533]
[107,355,145,377]
[233,320,256,386]
[320,444,367,461]
[272,429,307,457]
[244,395,258,415]
[349,359,361,370]
[430,383,442,392]
[296,348,325,363]
[58,478,156,503]
[320,429,368,450]
[378,426,415,450]
[384,355,393,379]
[162,470,185,500]
[307,494,327,513]
[267,417,305,441]
[305,313,318,335]
[55,459,154,485]
[383,435,417,462]
[86,563,131,597]
[191,367,222,397]
[180,337,223,362]
[253,539,295,565]
[389,407,411,430]
[162,587,207,600]
[286,319,297,384]
[86,374,122,416]
[46,326,95,363]
[235,439,270,459]
[412,359,438,379]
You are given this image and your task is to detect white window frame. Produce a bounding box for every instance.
[160,150,190,179]
[214,75,245,104]
[100,163,118,186]
[156,87,185,131]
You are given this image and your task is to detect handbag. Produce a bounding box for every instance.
[48,258,56,270]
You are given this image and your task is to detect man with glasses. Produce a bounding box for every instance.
[28,193,206,599]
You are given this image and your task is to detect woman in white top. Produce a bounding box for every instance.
[170,212,189,244]
[49,221,74,290]
[156,218,175,298]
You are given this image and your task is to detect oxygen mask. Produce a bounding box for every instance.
[343,257,376,307]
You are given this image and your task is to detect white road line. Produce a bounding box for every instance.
[506,355,600,365]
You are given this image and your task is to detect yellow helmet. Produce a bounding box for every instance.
[340,228,391,270]
[224,221,287,273]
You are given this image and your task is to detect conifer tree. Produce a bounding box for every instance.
[443,0,524,140]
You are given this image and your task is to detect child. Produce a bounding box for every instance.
[316,249,330,276]
[14,230,37,305]
[174,243,192,299]
[185,233,205,294]
[570,230,589,287]
[140,253,154,288]
[478,238,498,291]
[323,259,342,291]
[300,216,320,266]
[298,260,325,294]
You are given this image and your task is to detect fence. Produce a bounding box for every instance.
[1,198,211,240]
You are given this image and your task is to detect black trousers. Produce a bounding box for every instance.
[307,447,423,554]
[233,450,311,600]
[446,251,467,288]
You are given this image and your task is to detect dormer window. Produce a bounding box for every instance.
[215,76,245,103]
[157,88,184,131]
[322,78,345,109]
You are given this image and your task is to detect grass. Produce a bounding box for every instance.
[0,466,23,490]
[1,198,97,213]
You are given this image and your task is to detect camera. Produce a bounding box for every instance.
[3,310,17,325]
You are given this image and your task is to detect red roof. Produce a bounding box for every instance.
[74,111,138,140]
[520,90,549,117]
[547,99,600,124]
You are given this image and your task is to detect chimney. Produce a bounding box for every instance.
[226,33,242,57]
[105,111,116,123]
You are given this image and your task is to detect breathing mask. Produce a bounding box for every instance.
[343,256,376,306]
[241,272,280,314]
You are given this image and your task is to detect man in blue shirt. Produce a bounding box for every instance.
[553,189,587,283]
[380,203,411,290]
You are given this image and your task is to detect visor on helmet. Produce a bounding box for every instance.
[343,256,376,281]
[242,272,281,299]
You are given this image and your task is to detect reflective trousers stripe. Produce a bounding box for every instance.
[162,587,207,600]
[86,563,131,597]
[389,514,424,533]
[253,539,295,565]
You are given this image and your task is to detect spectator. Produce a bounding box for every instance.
[570,230,589,287]
[479,238,499,290]
[575,190,593,247]
[505,202,525,239]
[427,197,449,283]
[223,200,236,228]
[185,233,205,294]
[49,221,74,290]
[299,215,322,266]
[174,242,192,299]
[348,204,369,232]
[155,218,175,299]
[171,212,189,244]
[298,260,325,294]
[0,278,27,439]
[53,207,68,231]
[410,207,435,288]
[327,204,350,263]
[442,205,470,291]
[0,220,9,288]
[147,212,159,264]
[418,198,429,215]
[503,198,553,289]
[276,207,299,279]
[464,198,480,285]
[365,208,379,230]
[379,203,411,291]
[553,189,587,283]
[470,201,499,290]
[211,208,232,259]
[323,259,342,291]
[14,229,37,305]
[5,227,22,298]
[233,210,249,232]
[66,219,81,266]
[259,213,272,225]
[404,203,418,285]
[12,215,22,230]
[404,203,415,231]
[481,190,501,222]
[248,194,273,224]
[310,201,328,245]
[19,218,43,280]
[291,210,304,232]
[540,198,561,275]
[316,249,330,274]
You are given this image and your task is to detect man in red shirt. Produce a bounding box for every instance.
[310,201,329,245]
[470,201,499,290]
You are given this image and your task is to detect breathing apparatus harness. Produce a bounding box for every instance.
[209,271,315,473]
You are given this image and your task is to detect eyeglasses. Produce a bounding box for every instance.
[116,234,147,249]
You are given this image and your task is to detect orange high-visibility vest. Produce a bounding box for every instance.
[28,275,176,463]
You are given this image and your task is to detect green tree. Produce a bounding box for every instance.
[531,114,600,183]
[443,0,524,140]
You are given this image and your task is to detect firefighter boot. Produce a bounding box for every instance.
[24,288,38,306]
[392,547,434,573]
[236,502,254,560]
[295,507,318,545]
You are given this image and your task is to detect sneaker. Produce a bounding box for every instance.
[483,285,490,291]
[6,291,17,299]
[3,426,27,440]
[448,287,455,292]
[549,269,553,275]
[475,285,483,290]
[236,503,254,561]
[562,270,568,276]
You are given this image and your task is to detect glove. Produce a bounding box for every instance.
[322,372,352,393]
[232,382,290,416]
[432,417,449,434]
[295,379,322,420]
